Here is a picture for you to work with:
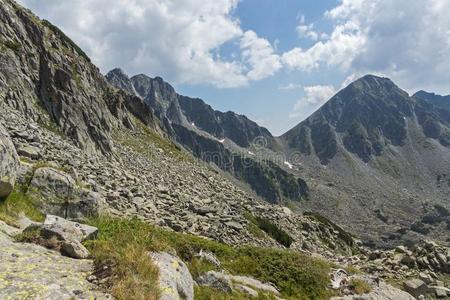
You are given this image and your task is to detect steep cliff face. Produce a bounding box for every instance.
[0,0,157,155]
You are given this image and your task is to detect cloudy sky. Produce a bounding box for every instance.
[17,0,450,135]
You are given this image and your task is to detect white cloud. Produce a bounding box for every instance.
[240,30,282,81]
[284,0,450,93]
[279,83,302,91]
[290,85,336,118]
[282,20,365,72]
[17,0,282,88]
[296,24,319,41]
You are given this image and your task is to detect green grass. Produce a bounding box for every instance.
[245,213,293,247]
[350,278,371,295]
[0,187,45,226]
[195,286,277,300]
[113,119,192,162]
[85,216,333,300]
[304,212,355,247]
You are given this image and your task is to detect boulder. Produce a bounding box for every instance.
[0,124,19,198]
[196,271,232,293]
[17,145,41,160]
[43,214,98,242]
[21,216,97,259]
[150,252,194,300]
[195,249,221,267]
[28,167,102,218]
[197,271,279,295]
[61,239,90,259]
[403,279,429,297]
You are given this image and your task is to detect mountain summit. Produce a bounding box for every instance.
[283,75,449,163]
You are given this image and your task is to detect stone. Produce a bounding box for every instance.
[195,249,221,267]
[150,252,194,300]
[43,215,98,242]
[403,279,429,297]
[61,239,90,259]
[197,271,232,293]
[29,167,102,218]
[236,285,259,297]
[0,123,19,198]
[433,286,450,298]
[17,145,41,160]
[225,221,244,231]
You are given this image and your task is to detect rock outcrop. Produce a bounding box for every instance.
[28,167,104,219]
[0,123,19,198]
[150,252,194,300]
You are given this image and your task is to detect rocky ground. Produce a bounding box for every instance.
[0,220,110,299]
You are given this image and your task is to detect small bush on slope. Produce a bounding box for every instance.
[85,216,332,300]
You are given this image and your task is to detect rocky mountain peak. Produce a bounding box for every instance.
[105,68,137,96]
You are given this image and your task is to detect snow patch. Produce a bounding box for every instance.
[284,161,293,169]
[248,151,255,156]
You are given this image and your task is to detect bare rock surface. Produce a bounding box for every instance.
[0,231,111,299]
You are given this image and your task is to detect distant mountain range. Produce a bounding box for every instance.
[108,71,450,247]
[106,68,307,204]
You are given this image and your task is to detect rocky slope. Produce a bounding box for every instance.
[281,75,450,248]
[106,68,307,203]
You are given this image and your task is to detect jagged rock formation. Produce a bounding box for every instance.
[0,1,159,155]
[281,75,450,248]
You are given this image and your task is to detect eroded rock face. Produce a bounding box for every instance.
[150,252,194,300]
[0,123,19,198]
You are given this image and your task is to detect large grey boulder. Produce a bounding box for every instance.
[0,123,19,198]
[43,214,98,242]
[196,271,280,296]
[22,215,97,259]
[150,252,194,300]
[28,167,103,218]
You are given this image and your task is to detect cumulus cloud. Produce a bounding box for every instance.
[284,0,450,93]
[290,85,336,119]
[17,0,281,88]
[240,30,282,81]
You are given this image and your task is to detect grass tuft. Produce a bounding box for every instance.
[0,187,45,226]
[350,278,371,295]
[85,216,332,300]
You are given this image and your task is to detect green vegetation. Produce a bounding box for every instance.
[350,278,371,295]
[0,186,45,227]
[113,119,192,162]
[245,213,293,247]
[41,19,91,62]
[85,216,333,300]
[304,212,355,247]
[195,286,277,300]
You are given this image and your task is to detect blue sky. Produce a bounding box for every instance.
[17,0,450,135]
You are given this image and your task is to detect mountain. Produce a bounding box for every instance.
[106,68,304,203]
[281,75,450,247]
[414,90,450,111]
[1,1,450,299]
[106,68,276,149]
